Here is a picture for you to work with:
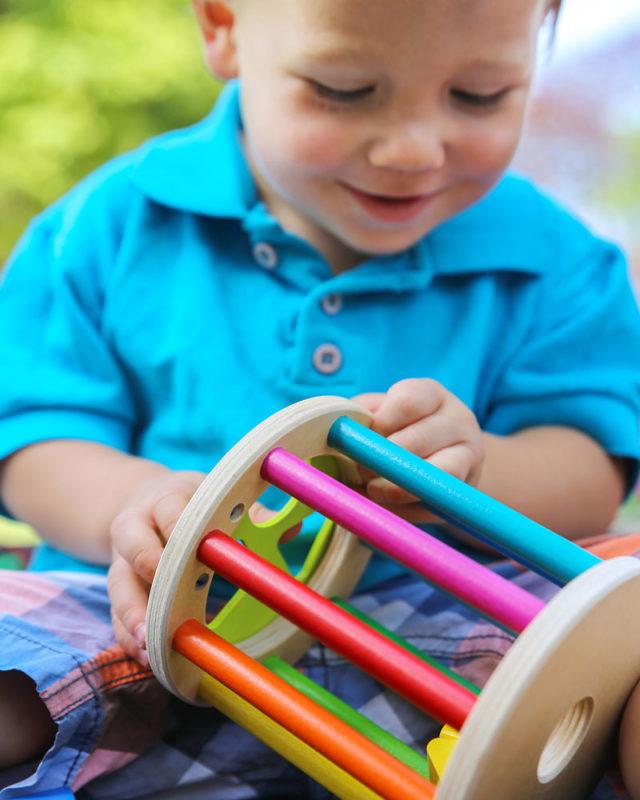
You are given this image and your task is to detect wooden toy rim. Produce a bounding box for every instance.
[438,556,640,799]
[147,396,372,703]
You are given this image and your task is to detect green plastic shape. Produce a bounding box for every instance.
[209,455,342,643]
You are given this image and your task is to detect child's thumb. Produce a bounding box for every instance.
[248,502,302,542]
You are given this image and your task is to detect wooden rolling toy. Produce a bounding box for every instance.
[147,396,640,799]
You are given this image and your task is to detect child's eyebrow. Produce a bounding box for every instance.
[462,58,531,79]
[298,38,379,65]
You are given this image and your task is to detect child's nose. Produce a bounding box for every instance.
[367,122,446,173]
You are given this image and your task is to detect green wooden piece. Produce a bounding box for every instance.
[335,599,481,696]
[263,655,431,780]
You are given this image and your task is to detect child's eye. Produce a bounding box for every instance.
[450,88,509,108]
[310,81,374,104]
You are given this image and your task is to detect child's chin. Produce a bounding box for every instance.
[343,229,428,258]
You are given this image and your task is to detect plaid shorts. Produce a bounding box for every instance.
[0,560,632,799]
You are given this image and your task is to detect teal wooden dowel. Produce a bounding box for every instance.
[328,416,600,586]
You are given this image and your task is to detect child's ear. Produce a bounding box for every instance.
[192,1,238,81]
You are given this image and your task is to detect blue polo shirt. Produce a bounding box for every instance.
[1,80,640,584]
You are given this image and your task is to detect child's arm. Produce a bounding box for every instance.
[355,378,626,542]
[479,425,625,539]
[0,441,171,563]
[0,440,205,662]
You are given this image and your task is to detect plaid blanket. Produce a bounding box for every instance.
[0,557,634,799]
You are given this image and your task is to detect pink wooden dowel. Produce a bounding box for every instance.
[261,448,545,633]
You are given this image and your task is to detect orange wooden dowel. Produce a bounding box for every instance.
[174,619,436,800]
[586,533,640,560]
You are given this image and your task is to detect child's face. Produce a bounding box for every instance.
[215,0,548,271]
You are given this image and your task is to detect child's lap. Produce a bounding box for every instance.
[0,565,629,799]
[0,570,165,797]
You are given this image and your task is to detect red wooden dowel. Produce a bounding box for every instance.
[198,531,476,730]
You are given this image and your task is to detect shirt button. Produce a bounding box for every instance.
[312,343,343,375]
[321,294,343,316]
[253,242,278,270]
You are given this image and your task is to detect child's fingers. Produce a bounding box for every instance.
[351,392,385,414]
[366,476,418,506]
[378,502,441,526]
[248,502,302,542]
[385,412,463,460]
[367,444,477,507]
[110,510,164,585]
[372,379,443,437]
[356,480,439,523]
[363,412,465,504]
[151,488,196,543]
[349,393,386,482]
[108,555,150,666]
[248,502,276,524]
[366,439,479,506]
[110,484,196,583]
[111,613,149,667]
[427,443,479,484]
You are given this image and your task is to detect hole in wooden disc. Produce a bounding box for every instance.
[194,573,209,590]
[230,503,245,522]
[537,696,594,784]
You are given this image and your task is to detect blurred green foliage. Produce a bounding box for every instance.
[0,0,219,262]
[599,132,640,215]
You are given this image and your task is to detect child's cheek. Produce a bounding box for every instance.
[463,130,520,181]
[460,113,525,178]
[274,116,355,175]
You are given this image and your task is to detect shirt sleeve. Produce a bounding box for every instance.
[0,199,136,465]
[484,238,640,488]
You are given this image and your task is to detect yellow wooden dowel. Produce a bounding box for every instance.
[0,517,40,548]
[199,673,385,800]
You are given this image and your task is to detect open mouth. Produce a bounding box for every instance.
[344,185,440,223]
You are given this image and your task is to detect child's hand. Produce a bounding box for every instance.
[353,378,485,524]
[107,470,206,665]
[107,471,302,665]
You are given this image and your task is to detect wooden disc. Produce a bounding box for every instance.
[147,396,372,703]
[437,556,640,799]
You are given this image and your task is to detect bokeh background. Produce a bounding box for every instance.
[0,0,640,274]
[1,0,639,276]
[516,0,640,291]
[1,0,639,530]
[0,0,219,258]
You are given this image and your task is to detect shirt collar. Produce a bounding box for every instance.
[133,80,546,277]
[424,176,554,276]
[132,80,256,218]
